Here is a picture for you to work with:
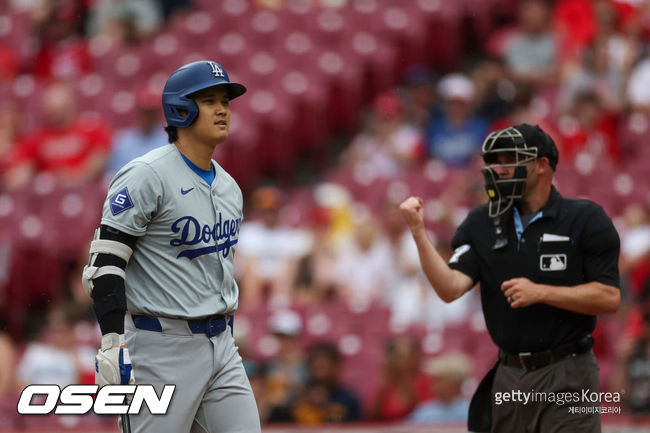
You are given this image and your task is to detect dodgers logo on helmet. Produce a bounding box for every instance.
[162,60,247,128]
[209,62,224,78]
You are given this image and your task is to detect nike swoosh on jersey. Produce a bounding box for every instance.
[181,187,194,195]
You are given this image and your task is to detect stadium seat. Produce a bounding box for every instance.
[247,9,289,50]
[0,394,17,428]
[167,10,215,48]
[352,4,428,69]
[38,183,104,259]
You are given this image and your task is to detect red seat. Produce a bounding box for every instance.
[0,393,18,428]
[5,248,64,338]
[0,188,39,246]
[38,183,105,259]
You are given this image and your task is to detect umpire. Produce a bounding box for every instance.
[400,124,620,432]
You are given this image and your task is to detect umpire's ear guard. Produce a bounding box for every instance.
[482,166,527,218]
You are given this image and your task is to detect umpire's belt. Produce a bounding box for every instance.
[132,314,228,338]
[498,336,593,371]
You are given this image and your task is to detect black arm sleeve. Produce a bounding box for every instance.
[92,224,138,335]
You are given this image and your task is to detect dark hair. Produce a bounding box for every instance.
[165,125,178,143]
[307,342,341,365]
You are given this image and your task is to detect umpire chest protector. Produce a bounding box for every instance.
[448,187,619,354]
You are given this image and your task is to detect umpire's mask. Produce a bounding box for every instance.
[481,126,538,217]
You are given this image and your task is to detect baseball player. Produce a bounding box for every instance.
[401,124,620,432]
[82,60,261,433]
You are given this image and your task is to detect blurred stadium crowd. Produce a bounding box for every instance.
[0,0,650,430]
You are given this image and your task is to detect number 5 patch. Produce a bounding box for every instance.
[110,187,134,216]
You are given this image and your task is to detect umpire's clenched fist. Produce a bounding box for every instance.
[400,196,425,231]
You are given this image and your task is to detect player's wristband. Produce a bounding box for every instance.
[97,310,125,335]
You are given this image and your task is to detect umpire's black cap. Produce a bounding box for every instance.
[513,123,559,171]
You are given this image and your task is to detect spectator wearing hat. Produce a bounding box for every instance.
[425,73,489,168]
[237,187,312,307]
[265,310,308,423]
[290,342,361,423]
[340,91,425,177]
[409,352,472,424]
[105,89,168,178]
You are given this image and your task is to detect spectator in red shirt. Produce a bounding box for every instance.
[557,89,621,164]
[30,1,91,80]
[0,44,18,84]
[369,336,434,421]
[10,82,111,187]
[552,0,598,61]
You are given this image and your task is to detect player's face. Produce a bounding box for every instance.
[189,87,231,144]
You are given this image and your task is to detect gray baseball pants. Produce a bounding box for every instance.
[491,350,601,433]
[123,313,261,433]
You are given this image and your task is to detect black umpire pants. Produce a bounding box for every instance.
[490,350,601,433]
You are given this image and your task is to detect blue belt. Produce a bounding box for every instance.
[132,314,232,338]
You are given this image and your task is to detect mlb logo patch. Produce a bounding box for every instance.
[540,254,567,271]
[110,187,134,216]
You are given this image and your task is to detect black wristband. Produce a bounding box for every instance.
[97,310,125,335]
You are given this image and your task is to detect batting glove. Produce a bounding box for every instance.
[95,333,135,387]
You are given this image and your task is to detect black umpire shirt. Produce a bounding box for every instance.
[449,186,620,354]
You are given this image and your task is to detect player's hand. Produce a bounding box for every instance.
[399,196,425,232]
[501,277,541,308]
[95,333,135,387]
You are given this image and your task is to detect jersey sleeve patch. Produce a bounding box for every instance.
[449,244,471,264]
[109,187,134,216]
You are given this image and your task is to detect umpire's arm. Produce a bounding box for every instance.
[501,279,620,314]
[400,197,474,303]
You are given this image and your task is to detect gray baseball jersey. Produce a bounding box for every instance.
[101,144,242,318]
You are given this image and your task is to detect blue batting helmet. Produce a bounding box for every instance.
[162,60,246,128]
